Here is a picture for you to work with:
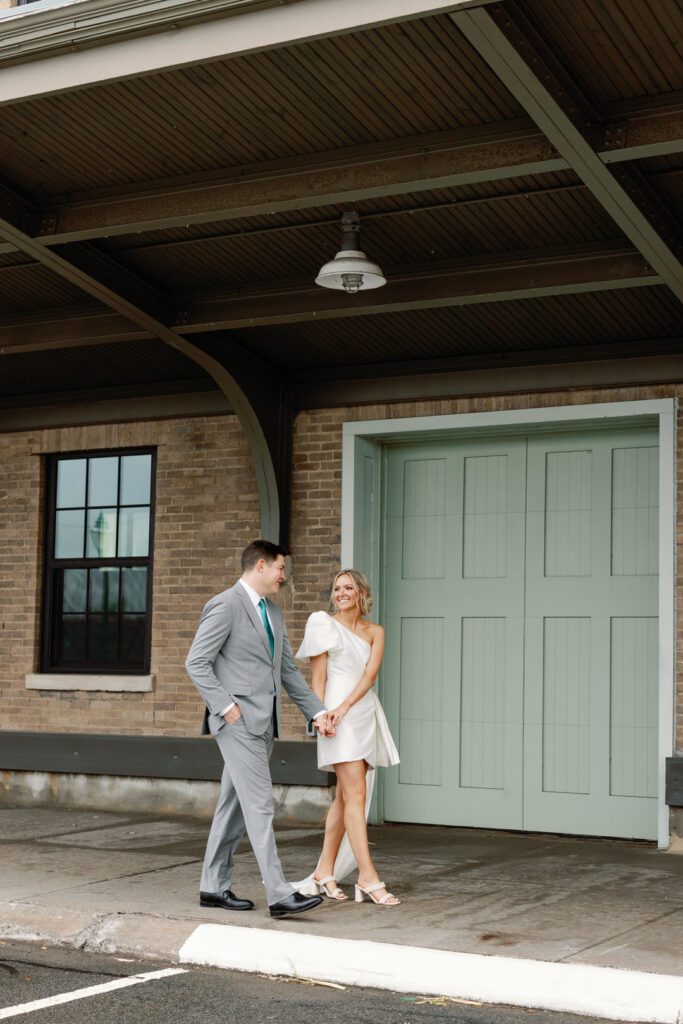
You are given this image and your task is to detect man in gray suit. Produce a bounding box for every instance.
[185,539,329,918]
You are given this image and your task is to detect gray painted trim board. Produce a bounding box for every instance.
[0,731,333,787]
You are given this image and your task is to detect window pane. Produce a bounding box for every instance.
[55,509,85,558]
[89,568,120,613]
[120,454,151,505]
[117,507,149,557]
[62,569,87,612]
[88,615,119,664]
[86,508,117,557]
[120,614,146,664]
[88,456,118,507]
[56,459,86,509]
[57,615,86,663]
[122,567,147,612]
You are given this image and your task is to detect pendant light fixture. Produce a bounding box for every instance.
[315,211,386,294]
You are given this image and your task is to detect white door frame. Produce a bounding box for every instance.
[341,398,676,848]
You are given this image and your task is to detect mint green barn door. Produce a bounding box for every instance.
[523,429,659,839]
[381,427,659,839]
[382,438,527,829]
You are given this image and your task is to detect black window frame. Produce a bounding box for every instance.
[41,446,156,674]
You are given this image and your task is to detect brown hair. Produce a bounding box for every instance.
[241,539,288,572]
[329,568,372,617]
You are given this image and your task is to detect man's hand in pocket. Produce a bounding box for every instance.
[224,704,242,724]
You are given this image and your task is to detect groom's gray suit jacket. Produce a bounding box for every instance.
[185,583,324,737]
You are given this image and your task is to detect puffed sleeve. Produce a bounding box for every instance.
[295,611,344,660]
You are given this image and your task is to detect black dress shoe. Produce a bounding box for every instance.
[199,889,254,911]
[269,891,323,918]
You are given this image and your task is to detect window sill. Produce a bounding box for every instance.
[25,673,155,693]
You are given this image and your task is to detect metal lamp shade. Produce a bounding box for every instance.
[315,249,386,293]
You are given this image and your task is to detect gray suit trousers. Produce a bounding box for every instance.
[200,715,294,905]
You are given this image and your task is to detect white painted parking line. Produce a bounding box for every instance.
[0,967,187,1020]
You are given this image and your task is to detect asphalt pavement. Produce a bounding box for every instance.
[0,807,682,1022]
[0,941,613,1024]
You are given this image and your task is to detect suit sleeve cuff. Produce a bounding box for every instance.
[219,702,236,717]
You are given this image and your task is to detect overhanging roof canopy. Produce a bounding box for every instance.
[0,0,681,407]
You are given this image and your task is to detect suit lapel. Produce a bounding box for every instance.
[235,584,273,660]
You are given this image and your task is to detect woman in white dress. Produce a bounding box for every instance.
[295,569,401,906]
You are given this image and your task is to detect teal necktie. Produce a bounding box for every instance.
[258,598,275,658]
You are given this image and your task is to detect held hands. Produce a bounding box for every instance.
[313,712,337,737]
[313,704,349,735]
[328,703,349,728]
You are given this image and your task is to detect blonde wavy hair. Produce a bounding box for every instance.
[329,568,372,617]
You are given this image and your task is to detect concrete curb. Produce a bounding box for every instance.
[0,902,197,961]
[179,924,683,1024]
[3,902,683,1023]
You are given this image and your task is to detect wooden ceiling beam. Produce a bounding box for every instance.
[0,309,151,354]
[27,122,565,246]
[455,3,683,305]
[0,97,676,254]
[0,242,659,352]
[600,92,683,163]
[181,243,658,329]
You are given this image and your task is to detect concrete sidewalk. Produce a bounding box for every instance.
[1,806,682,1021]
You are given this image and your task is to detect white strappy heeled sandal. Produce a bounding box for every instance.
[314,875,348,901]
[354,880,400,906]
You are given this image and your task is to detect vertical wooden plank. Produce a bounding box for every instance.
[544,450,592,577]
[398,617,444,787]
[542,617,591,794]
[610,616,658,798]
[612,447,659,576]
[463,455,508,577]
[402,458,446,579]
[460,617,506,789]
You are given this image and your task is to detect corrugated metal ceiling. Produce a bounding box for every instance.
[521,0,683,103]
[221,285,683,370]
[0,339,214,399]
[0,13,523,197]
[107,186,621,293]
[0,263,97,313]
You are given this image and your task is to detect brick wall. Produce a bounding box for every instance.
[0,415,260,737]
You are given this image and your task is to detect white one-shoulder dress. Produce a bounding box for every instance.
[295,610,399,771]
[294,611,399,890]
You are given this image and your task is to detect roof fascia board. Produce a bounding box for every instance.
[0,0,499,106]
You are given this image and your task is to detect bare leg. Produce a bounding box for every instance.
[315,783,346,882]
[334,760,398,904]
